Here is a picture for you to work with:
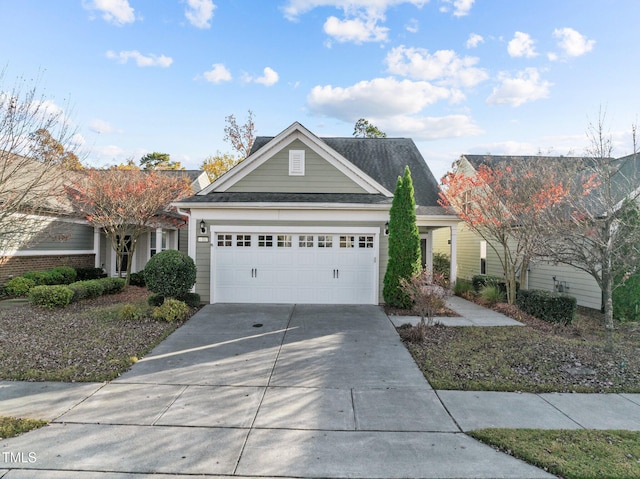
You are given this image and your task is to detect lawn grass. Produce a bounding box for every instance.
[469,429,640,479]
[0,417,47,440]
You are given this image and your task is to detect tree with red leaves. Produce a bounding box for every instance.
[439,156,576,304]
[66,169,192,285]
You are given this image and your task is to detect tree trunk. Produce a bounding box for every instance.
[602,265,615,353]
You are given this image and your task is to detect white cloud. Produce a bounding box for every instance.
[487,68,552,107]
[385,46,488,88]
[307,77,455,119]
[243,67,280,86]
[324,14,389,43]
[439,0,475,17]
[465,33,484,49]
[89,119,118,134]
[405,18,419,33]
[282,1,426,21]
[255,67,280,86]
[470,140,536,156]
[381,114,483,140]
[203,63,232,83]
[70,133,87,148]
[507,31,537,58]
[553,27,595,57]
[106,50,173,68]
[184,0,216,29]
[82,0,135,25]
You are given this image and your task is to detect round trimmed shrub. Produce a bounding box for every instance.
[147,293,165,307]
[50,266,77,284]
[28,285,73,308]
[100,277,126,294]
[67,282,89,302]
[144,250,196,298]
[5,277,36,296]
[178,292,201,307]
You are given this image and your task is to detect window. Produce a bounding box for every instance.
[236,234,251,247]
[318,235,333,248]
[299,235,314,247]
[150,230,167,257]
[289,150,305,176]
[277,235,292,247]
[217,234,232,247]
[340,235,355,248]
[258,235,273,247]
[358,235,374,248]
[480,241,487,274]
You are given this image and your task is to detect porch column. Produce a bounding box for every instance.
[449,224,457,285]
[422,232,433,273]
[93,227,101,268]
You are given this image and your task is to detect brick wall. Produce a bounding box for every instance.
[0,254,95,284]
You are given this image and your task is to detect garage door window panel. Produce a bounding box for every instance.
[318,235,333,248]
[258,235,273,247]
[340,235,355,248]
[277,235,292,247]
[217,234,232,247]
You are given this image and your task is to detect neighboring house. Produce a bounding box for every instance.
[433,153,640,310]
[0,169,210,283]
[173,122,459,305]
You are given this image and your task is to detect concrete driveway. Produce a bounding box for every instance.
[1,304,552,478]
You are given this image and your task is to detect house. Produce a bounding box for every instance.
[173,122,459,305]
[433,153,640,310]
[0,167,210,283]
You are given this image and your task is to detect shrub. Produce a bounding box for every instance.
[177,292,201,307]
[28,285,74,309]
[99,277,126,295]
[432,252,451,282]
[49,266,77,284]
[516,289,576,325]
[129,272,146,287]
[453,278,474,298]
[147,293,165,307]
[144,250,196,298]
[69,279,104,299]
[118,303,148,321]
[479,284,505,306]
[67,282,89,302]
[397,323,427,343]
[75,267,105,281]
[23,271,53,286]
[472,274,519,296]
[152,298,190,322]
[5,277,36,296]
[400,269,449,326]
[613,275,640,322]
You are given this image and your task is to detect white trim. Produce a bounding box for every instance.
[198,122,393,196]
[0,250,95,257]
[210,225,379,305]
[289,149,305,176]
[175,201,391,211]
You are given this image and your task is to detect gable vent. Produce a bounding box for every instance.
[289,149,305,176]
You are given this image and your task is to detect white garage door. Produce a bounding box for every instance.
[212,228,378,304]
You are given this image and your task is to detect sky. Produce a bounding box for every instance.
[1,0,638,180]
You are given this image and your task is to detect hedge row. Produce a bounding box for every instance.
[28,277,126,308]
[516,289,577,325]
[4,266,107,297]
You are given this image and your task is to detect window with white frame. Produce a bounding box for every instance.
[277,235,292,247]
[258,235,273,247]
[150,230,168,257]
[299,235,314,247]
[358,235,374,248]
[340,235,355,248]
[236,234,251,247]
[217,234,232,247]
[318,235,333,248]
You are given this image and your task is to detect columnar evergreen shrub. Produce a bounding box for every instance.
[144,250,197,298]
[28,285,74,308]
[383,166,421,309]
[516,289,576,325]
[613,275,640,322]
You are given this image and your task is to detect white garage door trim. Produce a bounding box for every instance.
[210,225,379,304]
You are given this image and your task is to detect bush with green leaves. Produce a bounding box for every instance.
[118,303,148,321]
[49,266,77,284]
[613,275,640,322]
[432,252,451,282]
[152,298,190,322]
[178,292,201,307]
[5,277,36,297]
[453,278,474,298]
[68,279,104,299]
[22,270,53,286]
[516,289,576,325]
[99,277,126,295]
[147,293,165,307]
[28,285,74,308]
[144,250,197,298]
[479,284,505,306]
[74,267,105,281]
[67,282,89,302]
[129,272,146,287]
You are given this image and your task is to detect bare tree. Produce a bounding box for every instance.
[541,113,640,352]
[223,110,255,159]
[0,71,78,252]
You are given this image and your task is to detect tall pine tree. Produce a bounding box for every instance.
[383,166,421,308]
